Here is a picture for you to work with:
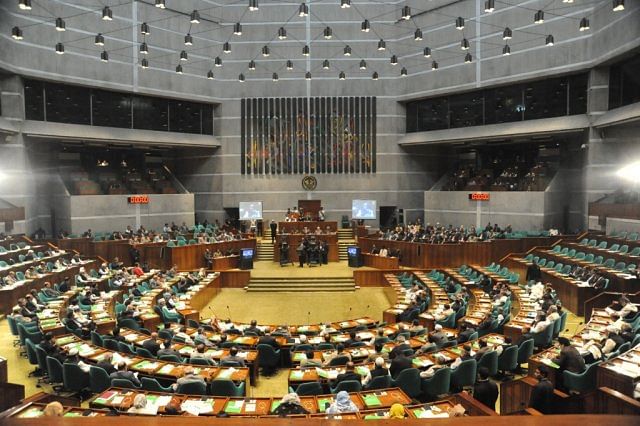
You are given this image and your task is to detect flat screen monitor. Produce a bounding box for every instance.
[347,246,359,256]
[352,199,377,220]
[239,201,263,220]
[241,248,254,258]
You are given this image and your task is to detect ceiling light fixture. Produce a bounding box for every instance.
[324,27,332,39]
[579,17,590,31]
[207,70,214,79]
[238,73,245,82]
[455,17,465,30]
[344,45,352,56]
[423,47,431,57]
[361,19,370,32]
[234,22,242,35]
[302,45,310,56]
[339,71,346,80]
[432,60,438,70]
[12,26,23,40]
[223,42,231,53]
[372,72,379,80]
[214,56,222,67]
[465,53,473,63]
[55,17,65,32]
[272,73,279,82]
[341,0,351,8]
[401,67,407,77]
[390,55,398,65]
[184,33,193,46]
[323,59,330,69]
[401,5,411,20]
[155,0,166,9]
[414,28,422,41]
[141,22,150,35]
[278,27,287,39]
[176,64,183,74]
[180,50,188,61]
[100,50,109,62]
[503,27,512,40]
[262,45,270,56]
[534,10,544,24]
[305,72,312,80]
[95,33,104,45]
[190,10,200,24]
[360,60,367,70]
[55,42,64,54]
[613,0,625,11]
[249,0,259,11]
[141,58,149,69]
[502,44,511,56]
[545,34,554,46]
[140,42,148,54]
[378,39,386,51]
[286,60,293,70]
[461,38,470,50]
[248,60,256,70]
[484,0,495,12]
[299,2,308,17]
[19,0,32,10]
[102,6,112,21]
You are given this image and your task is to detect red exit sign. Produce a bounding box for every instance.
[128,195,149,204]
[469,192,490,201]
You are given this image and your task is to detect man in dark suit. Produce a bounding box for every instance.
[516,327,534,347]
[258,332,280,350]
[552,337,585,390]
[334,362,361,386]
[529,366,554,413]
[221,346,246,367]
[157,339,182,360]
[109,362,141,386]
[430,324,449,347]
[389,335,411,360]
[526,262,541,282]
[390,351,413,379]
[457,323,476,344]
[473,367,498,410]
[270,221,277,244]
[142,332,161,356]
[96,353,117,375]
[245,320,264,336]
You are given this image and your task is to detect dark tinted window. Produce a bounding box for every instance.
[449,92,483,128]
[524,78,567,120]
[569,73,588,114]
[485,84,522,124]
[406,102,417,132]
[609,54,640,109]
[24,79,44,121]
[133,95,168,131]
[45,82,90,125]
[92,89,132,128]
[169,100,201,134]
[417,97,448,131]
[202,104,214,135]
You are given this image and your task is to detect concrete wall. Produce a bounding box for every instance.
[67,194,194,235]
[606,218,640,236]
[0,1,639,234]
[424,191,549,231]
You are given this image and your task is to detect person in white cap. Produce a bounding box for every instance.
[430,324,448,346]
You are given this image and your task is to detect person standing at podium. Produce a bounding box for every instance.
[270,220,277,243]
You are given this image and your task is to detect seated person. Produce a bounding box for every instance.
[221,346,246,367]
[363,357,390,386]
[272,393,310,417]
[110,361,140,386]
[334,362,361,386]
[326,391,359,414]
[172,366,205,391]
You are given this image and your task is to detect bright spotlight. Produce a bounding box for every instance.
[617,161,640,183]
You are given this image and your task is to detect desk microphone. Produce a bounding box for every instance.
[226,305,231,320]
[308,311,311,324]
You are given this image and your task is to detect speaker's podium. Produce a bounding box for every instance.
[239,248,255,270]
[347,246,363,268]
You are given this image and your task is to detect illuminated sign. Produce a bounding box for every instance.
[128,195,149,204]
[468,192,490,201]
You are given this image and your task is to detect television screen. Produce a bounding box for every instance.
[352,200,377,220]
[239,201,263,220]
[241,248,254,258]
[347,246,359,256]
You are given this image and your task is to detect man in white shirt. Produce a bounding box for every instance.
[531,314,551,334]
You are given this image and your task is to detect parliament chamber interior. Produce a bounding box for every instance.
[0,0,640,425]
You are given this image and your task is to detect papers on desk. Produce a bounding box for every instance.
[607,362,640,378]
[418,410,449,419]
[225,400,244,414]
[217,367,236,379]
[290,370,305,380]
[540,358,560,369]
[125,334,137,342]
[181,398,214,416]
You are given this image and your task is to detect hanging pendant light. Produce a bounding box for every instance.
[207,70,215,79]
[344,45,352,56]
[100,50,109,62]
[324,27,332,39]
[184,33,193,46]
[176,64,183,74]
[141,58,149,69]
[180,50,188,61]
[305,72,312,80]
[545,34,554,46]
[286,60,293,70]
[262,45,270,56]
[377,39,386,51]
[94,33,104,46]
[248,60,256,70]
[372,72,379,80]
[272,73,279,82]
[299,2,309,17]
[431,60,438,70]
[140,42,149,54]
[414,28,423,41]
[423,47,431,58]
[102,6,113,21]
[278,27,287,39]
[55,42,64,54]
[390,55,398,65]
[141,22,150,35]
[323,59,330,69]
[214,56,222,67]
[223,42,231,53]
[12,26,24,40]
[339,71,346,80]
[190,10,200,24]
[55,17,65,32]
[503,27,512,40]
[455,17,465,30]
[359,60,367,70]
[484,0,495,12]
[361,19,370,32]
[233,22,242,35]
